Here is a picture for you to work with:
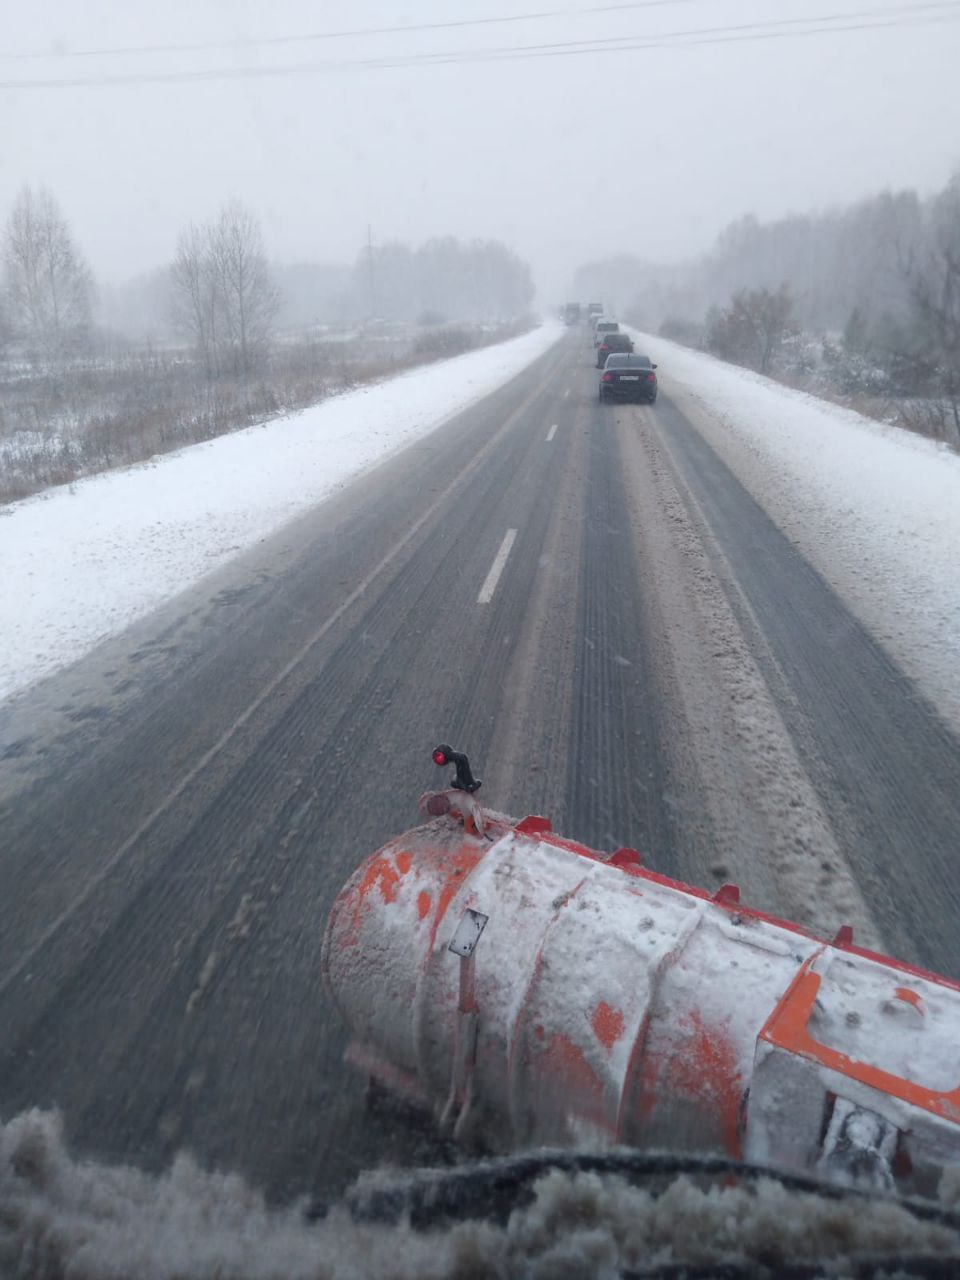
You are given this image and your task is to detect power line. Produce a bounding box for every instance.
[1,0,948,61]
[1,3,956,90]
[368,1,960,67]
[0,1,715,61]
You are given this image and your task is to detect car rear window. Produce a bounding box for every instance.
[617,354,652,367]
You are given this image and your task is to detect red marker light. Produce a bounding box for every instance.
[432,748,448,766]
[602,372,613,382]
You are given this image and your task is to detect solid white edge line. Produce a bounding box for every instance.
[477,529,518,605]
[546,424,557,442]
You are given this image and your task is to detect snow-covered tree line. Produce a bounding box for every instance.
[358,236,534,324]
[572,182,951,336]
[573,174,960,443]
[1,182,535,378]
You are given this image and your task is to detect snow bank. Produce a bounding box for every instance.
[3,1109,959,1279]
[0,324,561,703]
[634,332,960,734]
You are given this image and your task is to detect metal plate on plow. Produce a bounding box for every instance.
[449,909,489,957]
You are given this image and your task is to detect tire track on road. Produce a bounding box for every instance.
[565,393,676,862]
[653,390,960,976]
[617,401,881,947]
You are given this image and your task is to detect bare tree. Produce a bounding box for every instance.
[170,222,219,377]
[169,200,279,378]
[210,201,279,375]
[3,184,94,364]
[707,284,795,373]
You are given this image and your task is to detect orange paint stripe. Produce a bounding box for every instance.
[761,960,960,1123]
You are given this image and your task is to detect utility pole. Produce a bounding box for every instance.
[367,223,376,321]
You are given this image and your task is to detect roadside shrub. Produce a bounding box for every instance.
[0,318,534,504]
[411,326,482,359]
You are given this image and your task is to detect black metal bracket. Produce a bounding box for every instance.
[432,744,481,793]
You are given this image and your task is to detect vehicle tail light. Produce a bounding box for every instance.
[602,372,613,382]
[648,372,657,381]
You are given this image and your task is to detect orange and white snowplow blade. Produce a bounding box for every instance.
[322,808,960,1192]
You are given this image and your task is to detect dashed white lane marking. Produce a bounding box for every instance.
[477,529,518,605]
[546,424,558,442]
[563,388,570,399]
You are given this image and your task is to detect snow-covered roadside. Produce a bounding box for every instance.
[0,323,562,703]
[631,330,960,736]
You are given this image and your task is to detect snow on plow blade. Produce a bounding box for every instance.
[322,775,960,1195]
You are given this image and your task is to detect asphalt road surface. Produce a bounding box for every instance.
[2,327,960,1202]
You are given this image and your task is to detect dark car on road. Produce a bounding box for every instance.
[598,352,658,403]
[596,331,634,367]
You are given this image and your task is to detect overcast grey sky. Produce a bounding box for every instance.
[2,0,959,300]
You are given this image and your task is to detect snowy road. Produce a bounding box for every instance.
[1,328,960,1203]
